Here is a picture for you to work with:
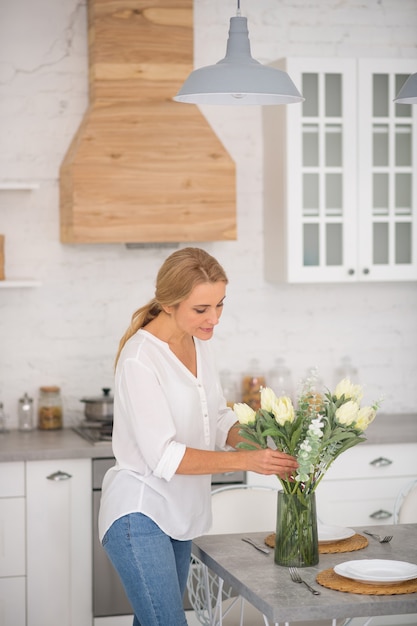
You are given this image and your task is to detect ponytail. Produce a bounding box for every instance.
[115,298,161,367]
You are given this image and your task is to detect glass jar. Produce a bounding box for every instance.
[242,359,266,411]
[334,356,359,387]
[220,369,240,409]
[18,392,34,431]
[38,386,63,430]
[268,358,294,401]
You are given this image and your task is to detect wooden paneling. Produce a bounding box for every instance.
[60,0,236,243]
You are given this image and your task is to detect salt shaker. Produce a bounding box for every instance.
[18,392,34,431]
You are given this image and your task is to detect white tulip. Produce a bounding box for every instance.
[356,406,376,431]
[272,396,295,426]
[260,387,279,413]
[335,400,360,426]
[334,378,363,403]
[233,402,256,425]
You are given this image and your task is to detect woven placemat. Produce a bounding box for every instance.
[316,568,417,595]
[264,533,368,554]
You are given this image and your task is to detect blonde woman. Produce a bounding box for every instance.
[99,247,297,626]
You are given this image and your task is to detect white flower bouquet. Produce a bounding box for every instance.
[234,376,380,496]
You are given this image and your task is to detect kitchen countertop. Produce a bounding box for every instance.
[364,412,417,445]
[0,428,113,462]
[0,413,415,463]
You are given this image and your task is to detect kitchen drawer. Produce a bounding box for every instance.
[316,476,409,526]
[0,462,25,497]
[322,443,417,481]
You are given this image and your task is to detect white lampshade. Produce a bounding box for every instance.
[394,73,417,104]
[173,16,304,106]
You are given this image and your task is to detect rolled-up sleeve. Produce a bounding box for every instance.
[153,440,186,481]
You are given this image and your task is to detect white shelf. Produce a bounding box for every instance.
[0,280,41,288]
[0,182,40,190]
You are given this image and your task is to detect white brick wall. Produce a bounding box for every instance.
[0,0,416,428]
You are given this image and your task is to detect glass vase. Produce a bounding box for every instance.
[274,491,319,567]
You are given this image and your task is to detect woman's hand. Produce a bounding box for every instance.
[245,448,298,480]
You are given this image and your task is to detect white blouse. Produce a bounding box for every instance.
[98,329,237,541]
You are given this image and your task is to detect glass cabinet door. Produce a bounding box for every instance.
[358,59,417,281]
[264,58,417,283]
[285,59,357,282]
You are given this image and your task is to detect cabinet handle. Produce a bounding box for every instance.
[363,268,370,275]
[369,457,393,468]
[370,509,392,520]
[348,268,355,275]
[47,470,72,481]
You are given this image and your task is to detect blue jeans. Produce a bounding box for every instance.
[102,513,191,626]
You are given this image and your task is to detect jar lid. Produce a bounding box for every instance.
[19,392,33,404]
[40,386,60,393]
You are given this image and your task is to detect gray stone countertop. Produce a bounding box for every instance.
[364,412,417,445]
[0,413,415,463]
[192,524,417,623]
[0,428,113,462]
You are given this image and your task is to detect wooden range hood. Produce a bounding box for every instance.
[59,0,236,244]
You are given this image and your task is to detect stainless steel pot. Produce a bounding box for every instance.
[81,388,113,421]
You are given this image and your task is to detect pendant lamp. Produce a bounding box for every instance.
[394,73,417,104]
[173,2,304,106]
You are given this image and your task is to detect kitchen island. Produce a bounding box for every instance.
[192,524,417,625]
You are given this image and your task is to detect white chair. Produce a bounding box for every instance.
[394,478,417,523]
[187,484,347,626]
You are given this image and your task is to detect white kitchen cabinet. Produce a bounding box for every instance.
[0,462,26,626]
[247,442,417,527]
[315,442,417,526]
[26,458,92,626]
[264,58,417,283]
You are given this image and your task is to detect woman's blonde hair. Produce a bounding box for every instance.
[115,247,228,366]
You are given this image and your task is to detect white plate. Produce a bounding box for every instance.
[334,559,417,584]
[318,524,355,544]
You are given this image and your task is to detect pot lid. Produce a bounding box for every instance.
[81,387,113,403]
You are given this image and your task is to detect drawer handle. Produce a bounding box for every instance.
[47,470,72,481]
[369,457,393,468]
[370,509,392,520]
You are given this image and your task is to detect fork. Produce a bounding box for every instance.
[288,567,321,595]
[363,531,393,543]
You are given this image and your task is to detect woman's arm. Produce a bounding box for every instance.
[176,445,298,480]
